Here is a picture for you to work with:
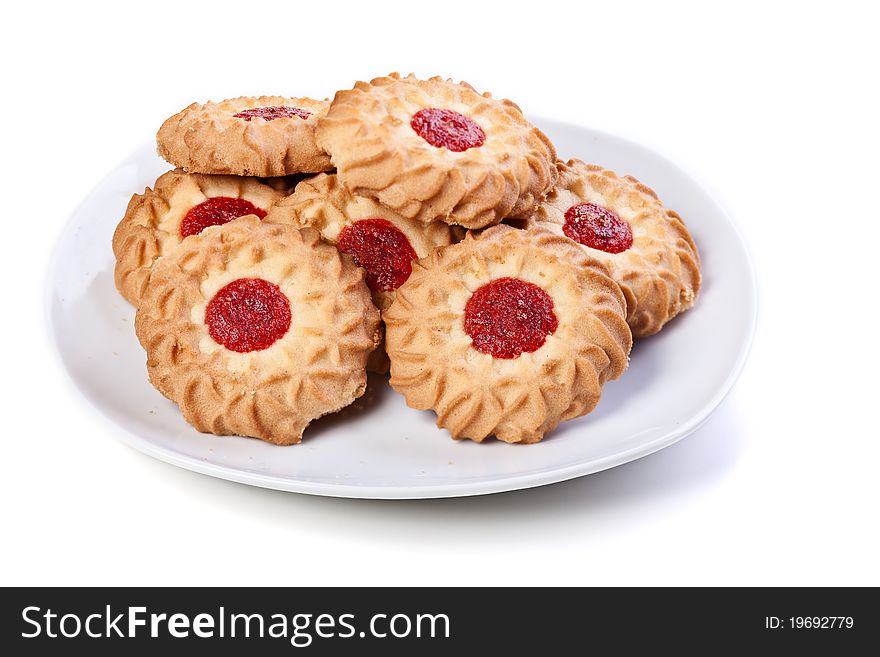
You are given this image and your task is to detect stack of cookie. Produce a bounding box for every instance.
[112,73,700,446]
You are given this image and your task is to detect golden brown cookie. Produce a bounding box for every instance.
[384,225,631,444]
[266,172,461,311]
[157,96,332,176]
[134,216,380,445]
[315,73,557,230]
[529,160,701,338]
[112,169,287,307]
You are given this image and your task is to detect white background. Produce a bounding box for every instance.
[3,0,878,586]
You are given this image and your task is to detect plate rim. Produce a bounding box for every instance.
[44,120,758,499]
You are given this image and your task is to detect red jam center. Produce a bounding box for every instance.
[563,203,633,254]
[337,218,418,292]
[233,106,311,121]
[205,278,291,353]
[463,277,558,359]
[410,108,486,152]
[180,197,267,239]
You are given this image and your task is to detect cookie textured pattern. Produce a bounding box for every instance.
[157,96,332,176]
[530,160,701,337]
[267,172,461,311]
[135,216,380,445]
[112,170,286,307]
[384,225,631,443]
[315,73,557,229]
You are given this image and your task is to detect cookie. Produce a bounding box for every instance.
[266,172,462,311]
[112,169,287,307]
[157,96,332,176]
[383,225,631,443]
[315,73,557,229]
[529,160,701,338]
[135,216,381,445]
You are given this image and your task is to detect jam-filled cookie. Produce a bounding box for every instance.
[530,160,701,338]
[267,173,462,311]
[135,216,381,445]
[157,96,332,176]
[112,169,287,307]
[383,225,631,443]
[315,73,557,230]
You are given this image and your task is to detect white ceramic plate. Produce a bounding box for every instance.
[47,119,756,499]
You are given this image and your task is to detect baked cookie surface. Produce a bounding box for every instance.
[383,225,632,443]
[315,73,557,229]
[530,160,701,338]
[157,96,332,176]
[268,173,461,373]
[135,216,380,445]
[112,169,286,307]
[267,172,461,311]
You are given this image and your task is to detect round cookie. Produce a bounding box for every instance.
[112,169,287,307]
[267,172,462,311]
[157,96,332,176]
[530,160,701,338]
[315,73,558,230]
[135,216,381,445]
[383,225,632,444]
